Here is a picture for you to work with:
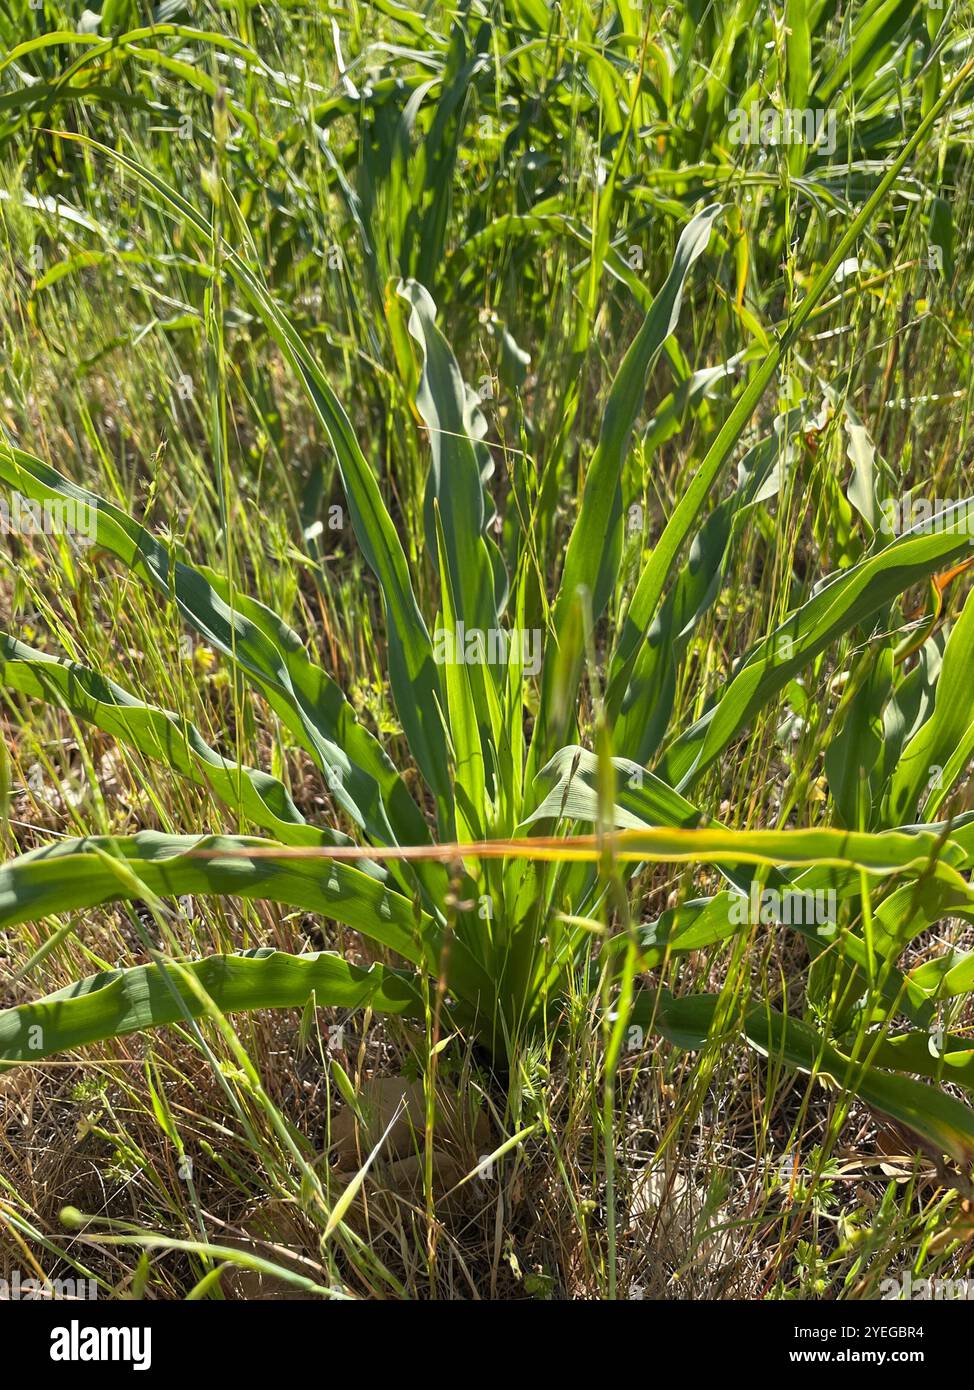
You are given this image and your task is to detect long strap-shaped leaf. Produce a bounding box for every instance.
[0,832,492,1007]
[0,832,430,963]
[433,508,487,843]
[0,948,421,1066]
[398,278,507,639]
[528,203,721,779]
[0,443,429,862]
[398,280,507,766]
[610,408,803,762]
[643,990,974,1167]
[658,508,974,791]
[886,585,974,823]
[154,824,972,884]
[50,132,453,822]
[0,632,352,851]
[527,745,934,1021]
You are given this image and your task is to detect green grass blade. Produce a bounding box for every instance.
[50,131,454,822]
[611,55,974,703]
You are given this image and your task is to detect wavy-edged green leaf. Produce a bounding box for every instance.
[528,204,721,774]
[0,444,429,863]
[869,1029,974,1092]
[0,632,350,851]
[659,509,974,791]
[493,824,970,882]
[525,745,701,832]
[398,278,506,635]
[610,408,800,757]
[646,990,974,1166]
[886,587,974,824]
[910,947,974,1003]
[0,948,421,1067]
[0,832,432,965]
